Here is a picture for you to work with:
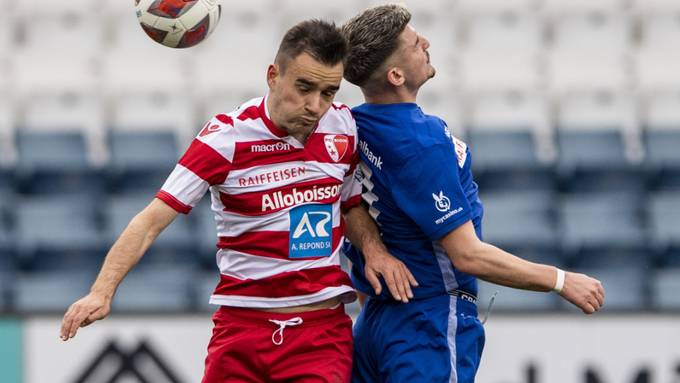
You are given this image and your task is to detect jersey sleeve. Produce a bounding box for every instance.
[339,109,362,213]
[156,115,234,214]
[390,143,473,240]
[341,148,362,213]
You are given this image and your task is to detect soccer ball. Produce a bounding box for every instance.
[135,0,222,48]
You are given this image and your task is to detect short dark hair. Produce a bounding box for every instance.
[342,5,412,87]
[275,19,348,72]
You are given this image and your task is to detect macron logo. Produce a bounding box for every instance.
[359,140,383,170]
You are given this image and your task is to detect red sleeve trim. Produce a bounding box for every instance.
[341,194,363,213]
[156,190,192,214]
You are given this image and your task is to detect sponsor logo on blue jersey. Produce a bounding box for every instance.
[289,204,333,258]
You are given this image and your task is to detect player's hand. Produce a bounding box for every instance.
[558,272,605,314]
[60,292,112,341]
[364,251,418,303]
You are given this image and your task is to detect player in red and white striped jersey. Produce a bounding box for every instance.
[60,20,417,382]
[157,95,362,308]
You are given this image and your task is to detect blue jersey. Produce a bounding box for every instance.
[344,102,484,300]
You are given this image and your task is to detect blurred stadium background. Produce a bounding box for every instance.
[1,0,680,382]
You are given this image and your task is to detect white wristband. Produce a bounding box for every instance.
[553,268,565,293]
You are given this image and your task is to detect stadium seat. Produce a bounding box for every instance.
[14,271,92,313]
[480,191,558,248]
[647,191,680,251]
[460,9,542,55]
[558,192,645,253]
[544,0,627,13]
[470,130,541,171]
[632,0,680,13]
[0,189,14,257]
[460,51,542,92]
[195,272,220,312]
[16,129,89,174]
[108,131,178,193]
[550,10,630,54]
[112,266,195,312]
[110,91,196,148]
[194,197,220,268]
[103,193,197,265]
[561,267,647,311]
[192,0,277,94]
[639,12,680,52]
[635,50,680,92]
[477,280,560,312]
[645,129,680,176]
[548,53,630,93]
[651,268,680,310]
[555,129,630,165]
[15,195,103,267]
[17,12,102,59]
[0,91,16,166]
[281,0,366,25]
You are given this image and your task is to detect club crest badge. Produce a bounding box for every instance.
[324,135,349,162]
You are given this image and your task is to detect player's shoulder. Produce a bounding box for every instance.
[195,97,265,143]
[318,101,357,136]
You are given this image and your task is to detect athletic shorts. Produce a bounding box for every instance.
[202,304,353,383]
[352,293,485,383]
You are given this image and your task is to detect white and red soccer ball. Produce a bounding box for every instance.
[135,0,222,48]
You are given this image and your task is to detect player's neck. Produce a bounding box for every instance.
[363,86,418,105]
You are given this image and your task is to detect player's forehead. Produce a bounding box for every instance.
[285,52,344,88]
[399,25,419,47]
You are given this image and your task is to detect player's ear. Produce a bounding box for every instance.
[267,64,279,89]
[386,67,405,87]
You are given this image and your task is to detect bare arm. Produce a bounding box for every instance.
[60,198,179,340]
[440,221,605,314]
[343,205,418,302]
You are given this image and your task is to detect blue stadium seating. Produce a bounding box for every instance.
[15,131,102,195]
[479,190,558,249]
[561,266,647,311]
[647,191,680,253]
[194,197,220,268]
[103,193,197,265]
[557,130,643,193]
[646,131,680,191]
[113,266,195,312]
[558,130,628,171]
[195,272,220,312]
[478,280,560,312]
[15,195,103,270]
[108,131,178,193]
[645,129,680,173]
[651,268,680,310]
[16,131,89,173]
[470,130,555,191]
[558,192,645,253]
[14,271,92,313]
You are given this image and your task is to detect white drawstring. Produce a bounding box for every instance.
[268,317,303,346]
[481,291,499,325]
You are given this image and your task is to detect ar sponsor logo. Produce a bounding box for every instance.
[432,190,451,212]
[251,142,292,153]
[289,204,333,258]
[261,184,341,211]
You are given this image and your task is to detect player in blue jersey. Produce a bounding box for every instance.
[341,5,606,383]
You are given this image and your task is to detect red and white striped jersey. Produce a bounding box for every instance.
[156,96,362,308]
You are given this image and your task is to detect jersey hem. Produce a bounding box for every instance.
[208,286,357,308]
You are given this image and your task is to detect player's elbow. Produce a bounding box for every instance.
[448,247,480,275]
